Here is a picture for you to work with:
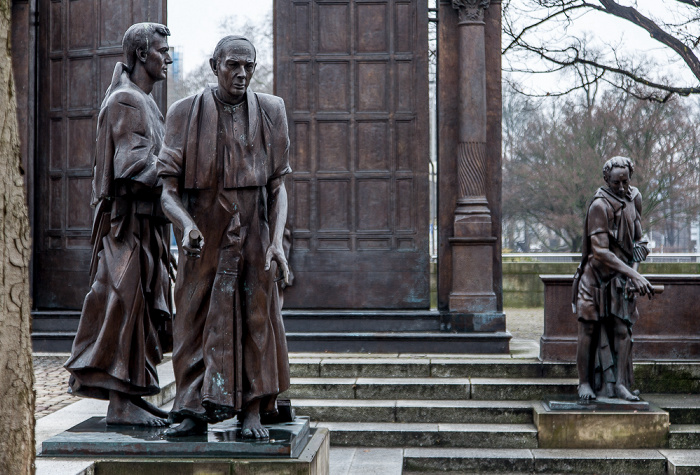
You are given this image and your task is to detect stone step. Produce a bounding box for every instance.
[646,394,700,424]
[283,377,579,400]
[32,332,76,353]
[289,356,576,379]
[292,399,534,424]
[315,421,538,449]
[402,448,669,474]
[669,424,700,449]
[286,332,512,354]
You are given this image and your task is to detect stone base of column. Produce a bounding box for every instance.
[448,235,498,313]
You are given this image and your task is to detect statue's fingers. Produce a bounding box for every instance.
[279,259,290,285]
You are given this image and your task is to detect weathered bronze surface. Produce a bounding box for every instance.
[64,23,173,427]
[573,157,655,402]
[158,37,291,439]
[34,0,167,311]
[275,0,430,309]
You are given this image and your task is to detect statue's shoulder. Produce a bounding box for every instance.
[104,83,146,110]
[166,93,199,119]
[255,92,286,114]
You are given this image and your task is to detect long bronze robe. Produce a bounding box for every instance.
[65,63,172,399]
[157,87,291,423]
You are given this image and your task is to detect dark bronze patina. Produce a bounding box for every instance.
[64,22,173,427]
[158,37,291,439]
[573,157,657,401]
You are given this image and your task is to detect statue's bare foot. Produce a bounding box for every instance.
[241,404,269,439]
[106,395,167,427]
[132,396,169,419]
[615,384,640,401]
[163,417,207,437]
[578,383,596,400]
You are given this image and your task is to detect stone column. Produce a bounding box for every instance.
[448,0,498,313]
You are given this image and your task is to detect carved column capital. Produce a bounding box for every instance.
[451,0,490,24]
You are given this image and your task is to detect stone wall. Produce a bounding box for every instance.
[503,261,700,308]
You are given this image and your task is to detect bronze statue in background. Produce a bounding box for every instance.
[158,36,292,438]
[573,156,654,402]
[65,23,173,426]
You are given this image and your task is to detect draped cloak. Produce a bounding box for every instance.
[64,63,172,399]
[157,86,292,423]
[573,185,644,393]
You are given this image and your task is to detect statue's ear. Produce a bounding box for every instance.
[209,58,218,76]
[136,46,148,64]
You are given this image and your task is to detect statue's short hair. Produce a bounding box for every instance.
[603,156,634,182]
[212,36,257,65]
[122,22,171,71]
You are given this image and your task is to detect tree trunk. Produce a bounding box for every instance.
[0,1,35,474]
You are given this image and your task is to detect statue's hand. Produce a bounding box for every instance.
[182,226,203,258]
[264,244,290,285]
[628,273,654,297]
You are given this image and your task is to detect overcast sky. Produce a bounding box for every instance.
[168,0,272,73]
[168,0,697,92]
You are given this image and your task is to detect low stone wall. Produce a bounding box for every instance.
[540,274,700,362]
[503,261,700,308]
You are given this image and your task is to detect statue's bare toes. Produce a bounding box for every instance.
[578,383,596,400]
[615,384,640,401]
[242,428,253,438]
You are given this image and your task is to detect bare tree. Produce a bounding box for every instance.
[503,84,700,251]
[168,10,274,106]
[504,0,700,102]
[0,3,35,474]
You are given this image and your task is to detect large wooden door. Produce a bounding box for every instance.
[275,0,430,309]
[35,0,166,309]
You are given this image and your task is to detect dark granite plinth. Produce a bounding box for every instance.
[41,416,310,458]
[545,396,650,412]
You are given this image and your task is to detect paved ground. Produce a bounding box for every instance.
[32,308,544,419]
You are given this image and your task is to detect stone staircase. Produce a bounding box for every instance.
[282,342,700,474]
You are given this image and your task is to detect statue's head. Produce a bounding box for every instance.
[122,22,172,81]
[603,156,634,198]
[210,36,257,104]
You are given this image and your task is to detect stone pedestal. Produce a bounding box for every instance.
[39,417,329,474]
[534,400,669,449]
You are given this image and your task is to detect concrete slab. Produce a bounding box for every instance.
[320,358,431,378]
[532,448,666,474]
[293,399,397,422]
[403,447,534,473]
[670,424,700,449]
[470,377,577,400]
[660,449,700,474]
[354,377,470,400]
[329,448,356,475]
[346,448,403,475]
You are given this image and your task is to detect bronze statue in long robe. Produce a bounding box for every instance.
[158,37,291,438]
[65,22,173,426]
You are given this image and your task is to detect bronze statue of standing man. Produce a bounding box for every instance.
[573,156,654,401]
[65,23,173,426]
[158,36,291,438]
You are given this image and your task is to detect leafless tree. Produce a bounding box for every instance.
[503,84,700,251]
[503,0,700,102]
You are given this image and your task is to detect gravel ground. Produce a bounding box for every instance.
[504,307,545,342]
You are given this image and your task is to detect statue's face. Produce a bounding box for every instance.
[212,41,256,104]
[142,34,172,81]
[606,166,630,198]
